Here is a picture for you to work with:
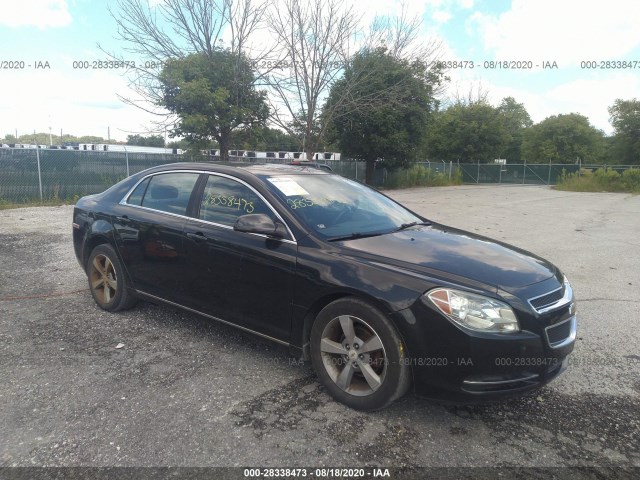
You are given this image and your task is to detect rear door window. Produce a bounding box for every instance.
[139,173,199,216]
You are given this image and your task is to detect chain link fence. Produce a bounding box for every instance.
[0,148,187,203]
[455,162,581,185]
[0,148,637,204]
[453,161,638,185]
[0,148,370,203]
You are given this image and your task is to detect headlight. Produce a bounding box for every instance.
[425,288,519,333]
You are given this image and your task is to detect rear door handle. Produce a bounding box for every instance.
[186,232,207,243]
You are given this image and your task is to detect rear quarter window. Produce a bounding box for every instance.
[126,177,150,206]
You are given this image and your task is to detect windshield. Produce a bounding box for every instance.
[263,174,423,240]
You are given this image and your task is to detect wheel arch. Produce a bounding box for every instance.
[83,234,114,269]
[297,290,409,361]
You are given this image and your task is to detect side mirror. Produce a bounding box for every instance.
[234,213,287,239]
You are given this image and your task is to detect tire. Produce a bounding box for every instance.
[86,244,137,312]
[310,297,411,411]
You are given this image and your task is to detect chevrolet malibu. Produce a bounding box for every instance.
[72,163,577,411]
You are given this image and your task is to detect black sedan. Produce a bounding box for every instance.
[72,163,577,411]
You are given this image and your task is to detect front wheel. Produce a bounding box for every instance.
[310,297,411,411]
[86,244,137,312]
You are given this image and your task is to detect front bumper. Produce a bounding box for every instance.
[393,300,577,402]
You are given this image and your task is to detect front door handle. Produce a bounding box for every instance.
[186,232,207,243]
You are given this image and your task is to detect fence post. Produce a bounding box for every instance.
[36,148,43,201]
[125,147,130,177]
[499,164,502,184]
[355,161,357,180]
[522,159,526,184]
[547,160,552,185]
[449,161,452,179]
[477,161,480,183]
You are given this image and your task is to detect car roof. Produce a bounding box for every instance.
[141,162,328,179]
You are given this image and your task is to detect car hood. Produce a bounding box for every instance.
[339,224,556,290]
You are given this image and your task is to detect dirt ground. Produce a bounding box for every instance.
[0,185,638,476]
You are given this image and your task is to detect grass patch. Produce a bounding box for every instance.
[0,199,72,210]
[0,194,80,210]
[384,164,463,189]
[555,167,640,193]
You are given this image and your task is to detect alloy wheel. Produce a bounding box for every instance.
[89,254,118,305]
[319,314,387,396]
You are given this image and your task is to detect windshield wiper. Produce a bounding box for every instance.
[391,221,431,233]
[327,232,385,242]
[327,221,431,241]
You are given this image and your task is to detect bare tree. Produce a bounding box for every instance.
[103,0,273,141]
[446,82,491,107]
[362,3,448,98]
[266,0,446,159]
[365,5,430,59]
[265,0,362,159]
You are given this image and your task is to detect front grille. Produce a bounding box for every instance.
[530,287,564,311]
[545,316,576,348]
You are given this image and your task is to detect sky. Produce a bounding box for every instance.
[1,0,639,142]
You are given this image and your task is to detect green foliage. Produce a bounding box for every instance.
[622,168,640,189]
[497,97,533,162]
[158,51,269,161]
[0,196,78,209]
[100,174,126,188]
[126,134,164,147]
[522,113,605,163]
[556,167,640,193]
[325,48,443,184]
[0,132,117,146]
[427,101,510,163]
[608,98,640,165]
[76,136,106,144]
[384,164,463,189]
[230,127,300,152]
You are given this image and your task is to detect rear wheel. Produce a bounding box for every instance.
[87,244,137,312]
[310,297,411,411]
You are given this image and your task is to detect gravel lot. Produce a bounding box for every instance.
[0,185,638,473]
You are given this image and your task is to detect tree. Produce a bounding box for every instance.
[158,51,269,161]
[107,0,271,134]
[266,0,444,163]
[426,101,510,163]
[497,96,532,162]
[126,134,165,147]
[325,48,441,184]
[608,98,640,165]
[522,113,605,164]
[265,0,360,161]
[231,127,300,152]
